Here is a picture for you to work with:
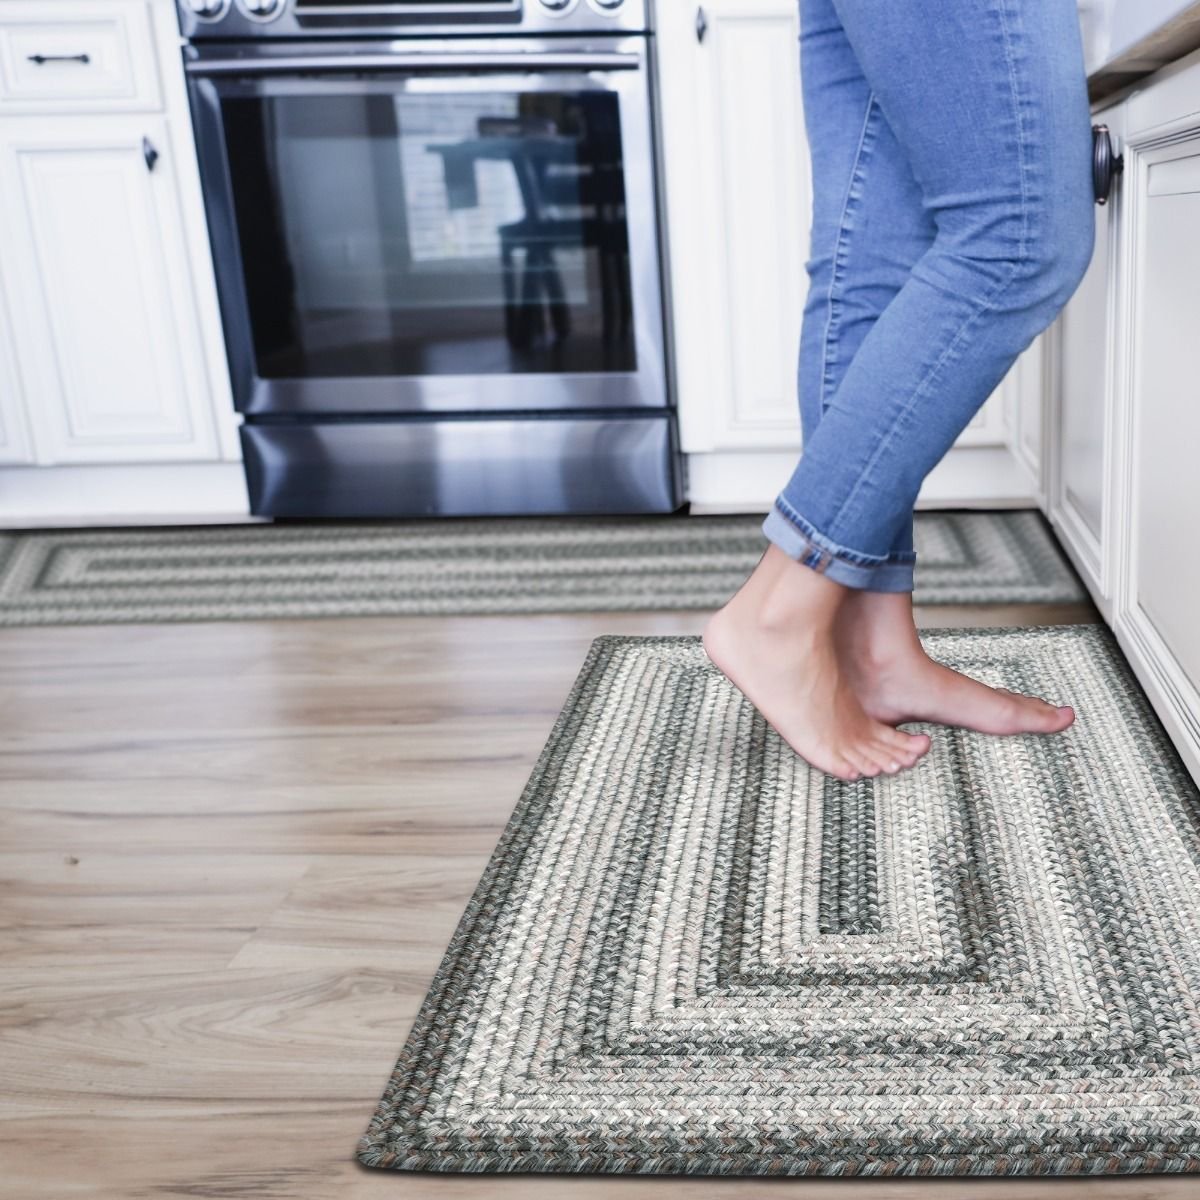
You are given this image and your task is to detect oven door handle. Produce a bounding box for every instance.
[185,51,643,76]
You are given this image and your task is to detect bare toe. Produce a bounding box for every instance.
[847,748,884,777]
[906,730,933,759]
[868,735,914,773]
[880,726,929,764]
[1032,698,1075,732]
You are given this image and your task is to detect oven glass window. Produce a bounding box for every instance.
[221,88,637,379]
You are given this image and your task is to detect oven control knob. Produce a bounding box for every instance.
[590,0,624,7]
[184,0,229,17]
[238,0,284,17]
[540,0,574,10]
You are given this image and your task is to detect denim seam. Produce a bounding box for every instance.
[764,505,915,591]
[774,496,890,568]
[819,91,880,415]
[824,0,1032,534]
[997,0,1031,269]
[771,473,915,575]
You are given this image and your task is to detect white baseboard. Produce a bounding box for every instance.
[1,448,1038,528]
[0,463,254,527]
[685,446,1039,514]
[1115,604,1200,789]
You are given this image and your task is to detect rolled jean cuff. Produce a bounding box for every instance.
[762,500,916,593]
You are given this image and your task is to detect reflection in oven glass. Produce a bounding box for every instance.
[223,89,637,380]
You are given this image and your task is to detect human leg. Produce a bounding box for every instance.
[795,0,1089,733]
[706,0,1091,772]
[700,0,940,783]
[765,0,1095,591]
[795,0,934,567]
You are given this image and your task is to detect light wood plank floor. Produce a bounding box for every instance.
[7,598,1195,1199]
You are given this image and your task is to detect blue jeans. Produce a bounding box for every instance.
[763,0,1095,591]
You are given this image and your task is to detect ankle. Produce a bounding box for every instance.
[753,563,842,639]
[839,621,925,676]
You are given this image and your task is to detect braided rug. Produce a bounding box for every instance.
[359,624,1200,1177]
[0,509,1082,626]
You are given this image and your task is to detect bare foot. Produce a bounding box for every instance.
[702,546,932,782]
[835,590,1075,735]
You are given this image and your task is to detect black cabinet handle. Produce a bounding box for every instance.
[696,6,707,42]
[1093,124,1124,205]
[142,136,159,173]
[26,53,91,65]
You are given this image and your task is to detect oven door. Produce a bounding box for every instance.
[185,38,667,417]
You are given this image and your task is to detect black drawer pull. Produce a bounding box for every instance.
[27,53,91,65]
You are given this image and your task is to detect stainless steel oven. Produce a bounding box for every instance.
[179,0,680,517]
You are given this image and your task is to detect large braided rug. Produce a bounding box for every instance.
[0,509,1082,626]
[359,624,1200,1178]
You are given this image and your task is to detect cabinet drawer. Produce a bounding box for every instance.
[0,2,159,113]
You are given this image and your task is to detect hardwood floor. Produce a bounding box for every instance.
[8,598,1192,1199]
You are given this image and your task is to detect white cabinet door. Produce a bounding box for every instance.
[0,115,220,463]
[656,0,1014,505]
[1116,125,1200,769]
[1004,332,1046,481]
[1047,99,1124,609]
[657,0,809,455]
[0,264,35,464]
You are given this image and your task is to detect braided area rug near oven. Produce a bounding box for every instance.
[358,624,1200,1178]
[0,509,1083,626]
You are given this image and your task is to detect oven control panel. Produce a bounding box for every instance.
[177,0,649,39]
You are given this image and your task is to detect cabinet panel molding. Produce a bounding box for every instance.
[0,1,160,114]
[0,116,220,463]
[699,4,808,444]
[659,0,1028,498]
[1106,68,1200,784]
[1045,95,1127,614]
[0,267,35,464]
[1119,125,1200,694]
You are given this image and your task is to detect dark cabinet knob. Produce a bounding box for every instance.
[1092,124,1124,206]
[696,6,707,43]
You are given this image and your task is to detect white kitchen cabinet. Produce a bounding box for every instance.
[1005,332,1046,483]
[0,116,220,462]
[1050,43,1200,783]
[655,0,809,464]
[1113,49,1200,779]
[0,0,161,115]
[0,0,246,523]
[0,266,36,464]
[1046,97,1126,616]
[655,0,1033,510]
[1126,138,1200,684]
